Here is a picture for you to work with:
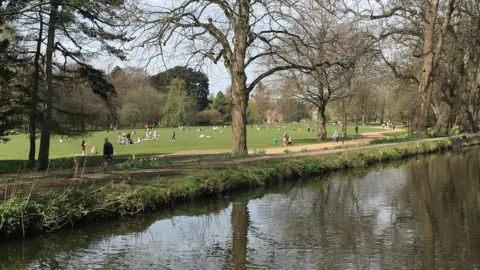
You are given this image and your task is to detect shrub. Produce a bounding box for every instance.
[253,149,267,156]
[117,155,172,170]
[195,109,222,125]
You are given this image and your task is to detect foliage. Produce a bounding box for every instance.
[246,100,262,124]
[449,124,461,136]
[251,82,271,120]
[150,66,210,111]
[211,92,231,124]
[196,110,221,125]
[253,148,266,156]
[117,155,172,170]
[369,134,427,145]
[162,78,197,127]
[0,23,26,139]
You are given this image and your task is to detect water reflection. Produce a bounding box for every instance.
[2,149,480,269]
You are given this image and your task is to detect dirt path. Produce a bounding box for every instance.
[0,128,405,185]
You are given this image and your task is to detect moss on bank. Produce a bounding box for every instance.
[1,134,480,241]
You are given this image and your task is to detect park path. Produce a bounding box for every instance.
[0,129,445,195]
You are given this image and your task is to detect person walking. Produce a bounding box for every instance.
[341,129,346,144]
[171,130,176,141]
[333,129,339,144]
[80,140,86,156]
[355,125,359,135]
[103,138,115,170]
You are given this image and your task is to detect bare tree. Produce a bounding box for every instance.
[132,0,342,153]
[289,10,374,140]
[334,0,456,134]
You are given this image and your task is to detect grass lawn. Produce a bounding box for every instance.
[0,123,381,161]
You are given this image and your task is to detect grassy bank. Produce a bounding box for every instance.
[1,134,479,240]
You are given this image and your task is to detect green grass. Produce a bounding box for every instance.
[369,134,429,145]
[383,131,408,137]
[0,123,380,161]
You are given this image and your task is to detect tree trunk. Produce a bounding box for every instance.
[433,79,455,136]
[28,6,43,168]
[231,75,248,154]
[433,100,452,136]
[230,0,249,154]
[316,106,327,142]
[410,0,439,134]
[465,109,479,133]
[231,201,249,269]
[37,2,58,171]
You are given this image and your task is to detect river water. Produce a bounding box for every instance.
[1,148,480,270]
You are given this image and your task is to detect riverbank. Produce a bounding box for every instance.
[1,134,479,241]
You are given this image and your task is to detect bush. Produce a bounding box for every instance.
[253,149,267,156]
[449,124,461,136]
[196,109,222,125]
[117,155,172,170]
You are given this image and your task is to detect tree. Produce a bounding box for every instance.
[20,0,129,170]
[135,0,341,154]
[0,22,26,141]
[162,78,196,126]
[338,0,456,134]
[110,67,165,128]
[150,66,210,111]
[211,91,231,124]
[251,82,271,121]
[288,9,364,141]
[246,100,262,124]
[276,79,308,123]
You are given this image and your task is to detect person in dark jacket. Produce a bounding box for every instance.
[103,138,115,170]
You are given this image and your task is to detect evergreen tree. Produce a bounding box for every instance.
[150,66,210,111]
[162,78,196,126]
[212,91,231,124]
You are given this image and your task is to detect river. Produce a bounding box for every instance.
[1,147,480,269]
